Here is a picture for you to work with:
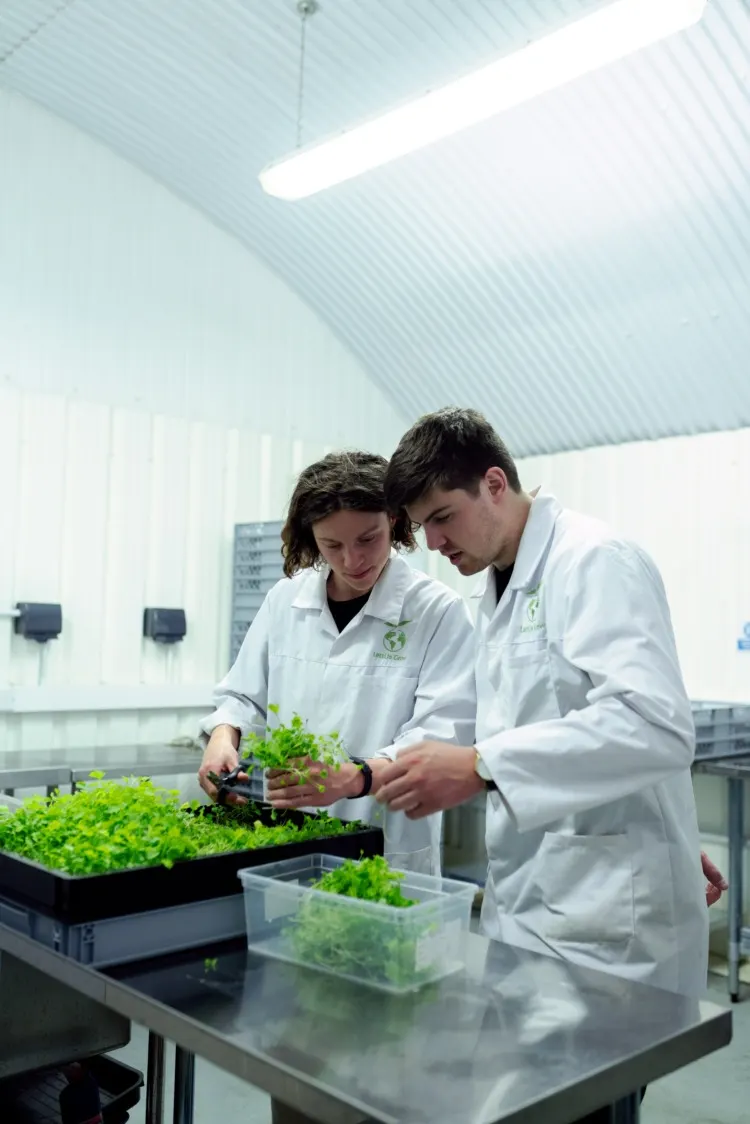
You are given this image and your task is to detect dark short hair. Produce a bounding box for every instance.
[384,407,521,511]
[281,451,417,578]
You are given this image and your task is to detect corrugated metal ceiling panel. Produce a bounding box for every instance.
[1,0,748,456]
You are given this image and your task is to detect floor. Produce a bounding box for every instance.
[112,969,750,1124]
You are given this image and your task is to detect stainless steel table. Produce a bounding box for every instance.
[66,744,201,789]
[0,922,732,1124]
[0,744,201,795]
[0,765,71,797]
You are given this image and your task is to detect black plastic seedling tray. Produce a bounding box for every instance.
[0,1054,143,1124]
[0,806,383,925]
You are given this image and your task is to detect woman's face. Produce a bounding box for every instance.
[312,509,392,598]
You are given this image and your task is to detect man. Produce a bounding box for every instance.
[377,407,711,1004]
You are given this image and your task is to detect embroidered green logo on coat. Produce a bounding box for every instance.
[521,584,544,633]
[374,620,412,661]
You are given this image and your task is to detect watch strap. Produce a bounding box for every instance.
[348,757,373,799]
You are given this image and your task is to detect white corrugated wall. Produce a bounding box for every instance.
[513,431,750,881]
[0,91,406,755]
[516,429,750,705]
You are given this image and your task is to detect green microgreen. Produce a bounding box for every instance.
[285,856,438,988]
[0,775,360,876]
[242,706,347,792]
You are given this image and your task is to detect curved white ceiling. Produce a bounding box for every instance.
[1,0,749,456]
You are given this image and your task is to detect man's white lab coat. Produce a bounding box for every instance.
[475,492,708,996]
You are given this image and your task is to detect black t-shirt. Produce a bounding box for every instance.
[494,565,514,605]
[328,591,371,633]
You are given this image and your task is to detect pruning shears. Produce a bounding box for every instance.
[210,757,258,805]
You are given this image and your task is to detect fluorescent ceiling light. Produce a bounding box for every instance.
[259,0,706,201]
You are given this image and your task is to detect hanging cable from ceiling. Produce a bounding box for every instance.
[295,0,318,149]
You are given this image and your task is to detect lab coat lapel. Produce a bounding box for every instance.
[291,567,338,638]
[508,491,562,592]
[365,554,411,625]
[471,568,496,625]
[471,491,561,626]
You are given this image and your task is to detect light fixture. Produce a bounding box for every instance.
[260,0,706,201]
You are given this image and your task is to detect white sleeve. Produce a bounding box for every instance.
[373,597,477,760]
[198,594,271,744]
[477,542,695,833]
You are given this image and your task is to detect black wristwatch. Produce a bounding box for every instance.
[347,758,373,799]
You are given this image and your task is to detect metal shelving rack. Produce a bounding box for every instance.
[229,521,285,668]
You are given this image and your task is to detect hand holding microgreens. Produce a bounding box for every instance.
[242,705,350,794]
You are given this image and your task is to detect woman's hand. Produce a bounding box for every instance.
[266,757,364,808]
[702,851,728,907]
[198,727,246,804]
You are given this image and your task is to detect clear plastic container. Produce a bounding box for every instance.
[237,853,475,993]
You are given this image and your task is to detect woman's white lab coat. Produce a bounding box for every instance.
[201,553,477,874]
[474,492,709,996]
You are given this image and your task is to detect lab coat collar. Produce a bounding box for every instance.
[291,551,411,625]
[365,553,412,625]
[470,489,562,599]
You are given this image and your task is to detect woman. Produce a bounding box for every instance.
[198,450,476,874]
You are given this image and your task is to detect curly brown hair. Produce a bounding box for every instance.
[281,451,417,578]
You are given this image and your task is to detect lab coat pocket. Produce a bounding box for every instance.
[495,639,559,726]
[503,638,548,668]
[535,833,635,945]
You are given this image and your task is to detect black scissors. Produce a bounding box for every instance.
[209,757,258,805]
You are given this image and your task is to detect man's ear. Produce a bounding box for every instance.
[485,467,508,500]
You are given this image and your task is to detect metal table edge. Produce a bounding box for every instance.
[0,922,734,1124]
[0,921,107,1003]
[0,922,376,1124]
[500,1001,732,1124]
[100,980,388,1124]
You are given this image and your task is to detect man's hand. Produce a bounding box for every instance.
[266,757,365,809]
[702,851,728,907]
[198,726,244,804]
[375,742,483,819]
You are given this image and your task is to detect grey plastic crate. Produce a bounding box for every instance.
[235,578,279,595]
[234,544,283,561]
[229,520,286,667]
[236,521,284,541]
[0,892,246,968]
[691,702,750,762]
[234,562,283,580]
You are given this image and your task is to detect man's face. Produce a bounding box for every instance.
[406,474,509,576]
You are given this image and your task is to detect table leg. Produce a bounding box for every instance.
[728,776,744,1003]
[172,1045,196,1124]
[145,1031,166,1124]
[271,1102,316,1124]
[609,1092,641,1122]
